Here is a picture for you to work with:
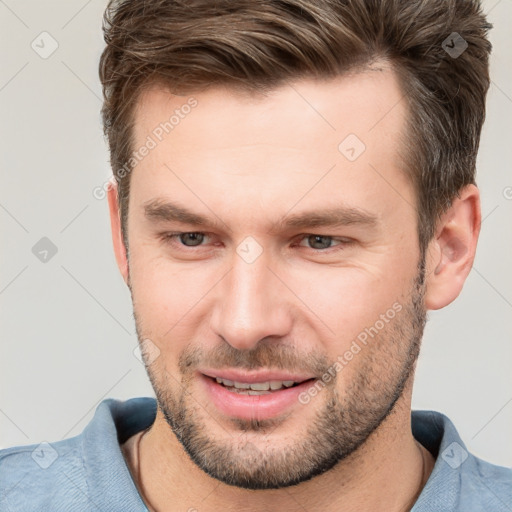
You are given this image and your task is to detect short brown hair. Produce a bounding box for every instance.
[99,0,491,253]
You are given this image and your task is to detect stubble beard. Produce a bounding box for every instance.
[133,260,427,490]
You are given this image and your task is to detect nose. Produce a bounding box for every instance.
[210,248,293,351]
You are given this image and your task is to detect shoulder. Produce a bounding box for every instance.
[0,435,88,512]
[459,454,512,510]
[0,397,155,512]
[412,410,512,511]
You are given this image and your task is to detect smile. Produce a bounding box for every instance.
[199,370,317,420]
[214,377,298,394]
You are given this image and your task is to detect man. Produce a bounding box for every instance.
[1,0,510,510]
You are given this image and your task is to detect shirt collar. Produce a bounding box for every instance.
[84,398,466,511]
[82,397,156,510]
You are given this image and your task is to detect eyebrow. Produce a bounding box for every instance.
[143,198,379,233]
[144,199,220,227]
[270,207,379,233]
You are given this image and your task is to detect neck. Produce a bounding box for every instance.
[137,390,434,512]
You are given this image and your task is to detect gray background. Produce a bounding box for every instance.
[1,0,511,467]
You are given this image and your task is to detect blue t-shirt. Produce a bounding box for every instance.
[0,397,510,511]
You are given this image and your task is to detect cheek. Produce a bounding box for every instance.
[129,247,216,352]
[286,263,409,352]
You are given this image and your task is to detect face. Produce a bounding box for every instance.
[125,68,427,489]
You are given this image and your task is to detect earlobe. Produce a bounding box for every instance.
[424,185,481,310]
[107,180,129,285]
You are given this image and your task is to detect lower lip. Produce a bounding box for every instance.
[200,374,316,421]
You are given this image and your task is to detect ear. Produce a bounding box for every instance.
[424,184,481,310]
[107,180,129,285]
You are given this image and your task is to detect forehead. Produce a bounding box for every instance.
[128,67,413,230]
[133,66,406,145]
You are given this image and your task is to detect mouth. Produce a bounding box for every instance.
[199,370,317,421]
[211,376,304,395]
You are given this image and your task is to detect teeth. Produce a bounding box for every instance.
[216,377,234,386]
[249,382,270,391]
[214,377,298,390]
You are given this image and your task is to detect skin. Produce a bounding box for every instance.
[108,66,480,511]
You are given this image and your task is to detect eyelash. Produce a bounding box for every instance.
[160,232,353,252]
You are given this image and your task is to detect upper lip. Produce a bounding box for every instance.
[200,368,316,384]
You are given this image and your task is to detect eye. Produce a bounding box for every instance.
[179,232,206,246]
[303,235,334,250]
[162,232,209,247]
[297,235,350,251]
